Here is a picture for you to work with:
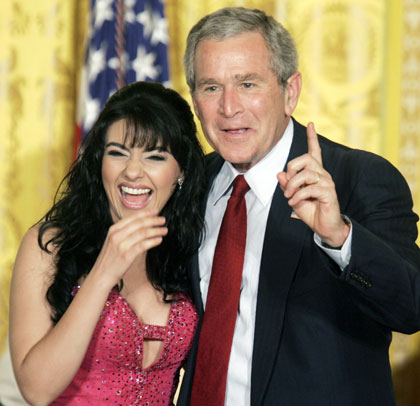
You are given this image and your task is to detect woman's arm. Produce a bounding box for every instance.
[9,210,167,405]
[9,226,114,405]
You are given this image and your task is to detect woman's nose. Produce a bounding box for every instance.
[124,158,144,179]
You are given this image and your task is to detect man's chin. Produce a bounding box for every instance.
[231,160,253,173]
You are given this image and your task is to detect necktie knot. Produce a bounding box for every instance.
[232,175,250,199]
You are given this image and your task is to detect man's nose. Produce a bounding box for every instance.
[219,88,244,117]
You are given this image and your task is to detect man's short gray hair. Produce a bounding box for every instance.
[184,7,298,91]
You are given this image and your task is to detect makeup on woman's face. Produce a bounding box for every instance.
[101,120,182,222]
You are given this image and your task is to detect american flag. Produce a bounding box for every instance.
[75,0,170,150]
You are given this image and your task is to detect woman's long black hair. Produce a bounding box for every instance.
[39,81,205,323]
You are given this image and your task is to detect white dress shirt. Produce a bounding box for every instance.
[198,120,352,405]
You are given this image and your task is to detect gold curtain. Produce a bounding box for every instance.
[0,1,87,352]
[1,0,420,404]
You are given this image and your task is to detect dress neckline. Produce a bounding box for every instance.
[72,285,183,332]
[114,288,175,331]
[72,285,187,371]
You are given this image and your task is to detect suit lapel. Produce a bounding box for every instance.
[190,153,225,316]
[192,127,310,406]
[251,121,310,406]
[178,154,225,404]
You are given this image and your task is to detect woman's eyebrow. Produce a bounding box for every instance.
[105,142,129,151]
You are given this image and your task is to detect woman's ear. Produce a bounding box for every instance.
[177,174,185,190]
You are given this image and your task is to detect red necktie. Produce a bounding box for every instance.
[191,175,250,406]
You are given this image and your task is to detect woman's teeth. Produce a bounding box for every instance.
[120,186,151,195]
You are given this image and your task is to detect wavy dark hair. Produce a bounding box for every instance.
[39,81,205,323]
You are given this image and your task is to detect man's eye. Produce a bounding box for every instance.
[205,85,218,92]
[242,82,254,88]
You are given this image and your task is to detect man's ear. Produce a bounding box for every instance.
[190,91,201,120]
[284,72,302,116]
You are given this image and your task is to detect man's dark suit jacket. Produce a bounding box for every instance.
[178,119,420,405]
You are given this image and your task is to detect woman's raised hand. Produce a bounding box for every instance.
[91,209,168,288]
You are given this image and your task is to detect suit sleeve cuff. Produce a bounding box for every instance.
[314,215,353,271]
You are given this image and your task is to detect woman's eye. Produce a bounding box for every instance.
[107,150,126,157]
[147,154,166,161]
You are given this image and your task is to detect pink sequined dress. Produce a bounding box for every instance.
[51,287,198,405]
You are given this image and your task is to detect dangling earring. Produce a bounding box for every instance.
[177,177,184,190]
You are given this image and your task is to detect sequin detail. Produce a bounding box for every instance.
[51,288,198,405]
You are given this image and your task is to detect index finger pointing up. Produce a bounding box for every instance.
[307,122,323,166]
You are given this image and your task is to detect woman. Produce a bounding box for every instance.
[9,81,205,405]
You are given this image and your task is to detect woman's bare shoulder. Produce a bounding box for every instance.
[14,224,60,284]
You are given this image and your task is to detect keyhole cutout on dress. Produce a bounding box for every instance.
[117,281,174,370]
[142,338,164,370]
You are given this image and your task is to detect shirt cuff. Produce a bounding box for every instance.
[313,215,352,271]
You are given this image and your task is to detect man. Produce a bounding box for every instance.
[178,7,420,406]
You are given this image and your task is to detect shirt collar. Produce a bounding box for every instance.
[210,119,294,207]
